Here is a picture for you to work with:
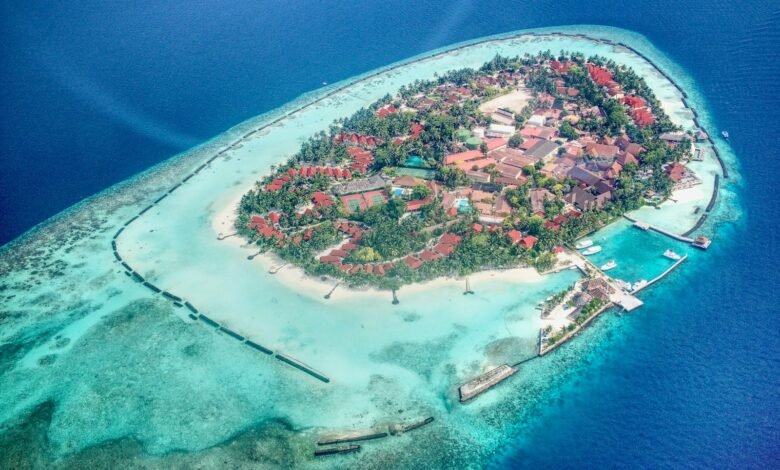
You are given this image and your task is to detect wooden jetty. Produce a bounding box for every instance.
[458,364,517,402]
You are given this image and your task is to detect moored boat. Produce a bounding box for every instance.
[582,246,602,256]
[600,260,617,271]
[632,279,649,291]
[614,279,632,291]
[663,249,681,260]
[575,239,594,249]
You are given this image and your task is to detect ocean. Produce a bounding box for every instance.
[2,1,779,468]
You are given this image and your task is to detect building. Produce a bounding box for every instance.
[529,188,555,213]
[487,123,516,138]
[568,166,602,186]
[565,186,612,211]
[524,140,559,162]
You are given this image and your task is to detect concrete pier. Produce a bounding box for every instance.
[624,215,694,243]
[458,364,517,402]
[633,255,688,294]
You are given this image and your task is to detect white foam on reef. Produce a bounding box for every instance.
[0,26,741,465]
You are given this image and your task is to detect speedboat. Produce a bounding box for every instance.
[663,249,681,260]
[575,239,594,249]
[721,130,729,139]
[600,260,617,271]
[632,280,649,291]
[582,246,602,256]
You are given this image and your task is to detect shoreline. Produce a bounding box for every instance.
[211,183,547,302]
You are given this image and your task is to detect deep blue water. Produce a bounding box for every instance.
[2,1,779,467]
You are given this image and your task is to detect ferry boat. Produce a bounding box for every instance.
[575,239,594,249]
[632,280,649,291]
[663,249,682,260]
[582,246,602,256]
[600,260,617,271]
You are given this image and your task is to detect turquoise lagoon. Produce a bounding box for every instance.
[0,26,739,467]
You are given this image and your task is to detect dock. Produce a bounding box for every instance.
[624,215,694,243]
[611,290,644,312]
[458,364,517,402]
[633,255,688,294]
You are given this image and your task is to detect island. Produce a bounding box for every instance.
[236,52,706,300]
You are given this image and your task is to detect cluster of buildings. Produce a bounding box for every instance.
[244,57,698,282]
[317,226,465,277]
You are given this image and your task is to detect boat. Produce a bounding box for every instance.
[614,279,632,291]
[582,246,602,256]
[600,260,617,271]
[721,130,729,139]
[663,249,681,260]
[575,239,594,249]
[632,280,649,291]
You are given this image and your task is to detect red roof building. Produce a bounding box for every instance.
[519,235,538,250]
[376,104,398,118]
[403,256,424,270]
[433,243,455,256]
[312,191,334,207]
[621,95,647,109]
[440,233,463,245]
[665,162,686,183]
[631,108,655,127]
[249,216,266,229]
[507,229,522,245]
[471,223,483,233]
[405,197,431,212]
[485,138,508,152]
[419,250,441,262]
[587,64,613,87]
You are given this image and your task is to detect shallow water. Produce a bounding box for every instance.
[0,25,743,468]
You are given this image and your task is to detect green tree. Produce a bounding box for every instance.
[508,134,524,148]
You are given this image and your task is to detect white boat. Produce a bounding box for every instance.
[614,279,632,291]
[663,249,681,260]
[600,260,617,271]
[582,246,602,256]
[721,130,729,139]
[632,280,649,291]
[575,239,594,249]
